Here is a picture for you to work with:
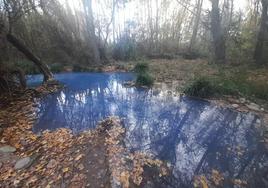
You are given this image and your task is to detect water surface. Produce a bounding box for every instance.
[31,73,267,187]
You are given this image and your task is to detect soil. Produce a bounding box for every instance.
[82,131,110,188]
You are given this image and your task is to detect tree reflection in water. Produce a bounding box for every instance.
[33,73,267,188]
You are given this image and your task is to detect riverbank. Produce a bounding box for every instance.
[1,59,268,187]
[0,86,168,187]
[114,59,268,149]
[115,59,268,103]
[59,58,268,133]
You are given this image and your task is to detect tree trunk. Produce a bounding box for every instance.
[104,0,116,46]
[211,0,226,63]
[189,0,203,52]
[7,33,53,82]
[254,0,268,64]
[0,19,7,63]
[83,0,101,64]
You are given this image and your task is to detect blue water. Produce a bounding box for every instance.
[31,73,267,188]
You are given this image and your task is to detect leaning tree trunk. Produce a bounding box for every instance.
[254,0,268,64]
[211,0,226,64]
[6,33,53,82]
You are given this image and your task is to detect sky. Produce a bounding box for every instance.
[59,0,249,34]
[114,0,249,28]
[203,0,248,11]
[61,0,249,14]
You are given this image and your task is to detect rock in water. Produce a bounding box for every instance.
[15,157,32,170]
[0,146,16,153]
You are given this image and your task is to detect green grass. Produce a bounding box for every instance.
[184,70,268,101]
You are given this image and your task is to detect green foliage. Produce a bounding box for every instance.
[136,73,154,87]
[14,60,40,75]
[50,63,64,73]
[184,71,268,101]
[226,20,256,64]
[72,65,99,72]
[73,65,89,72]
[184,78,217,98]
[221,72,268,101]
[134,61,154,87]
[134,62,149,73]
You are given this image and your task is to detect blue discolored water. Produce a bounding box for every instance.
[30,73,267,188]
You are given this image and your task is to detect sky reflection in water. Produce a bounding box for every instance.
[31,73,267,188]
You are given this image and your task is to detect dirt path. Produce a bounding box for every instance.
[83,132,110,188]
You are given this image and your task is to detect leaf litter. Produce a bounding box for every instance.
[0,85,169,187]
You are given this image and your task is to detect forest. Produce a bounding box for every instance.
[0,0,268,188]
[0,0,267,68]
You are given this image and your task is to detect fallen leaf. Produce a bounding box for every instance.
[62,167,70,173]
[75,154,84,161]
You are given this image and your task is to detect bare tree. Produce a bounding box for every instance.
[210,0,226,63]
[83,0,101,64]
[189,0,204,52]
[104,0,118,46]
[254,0,268,64]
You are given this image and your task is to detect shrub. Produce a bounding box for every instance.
[50,63,63,73]
[184,78,216,98]
[136,73,154,86]
[184,73,268,101]
[73,64,89,72]
[134,61,154,87]
[14,60,40,75]
[134,62,149,73]
[183,51,204,60]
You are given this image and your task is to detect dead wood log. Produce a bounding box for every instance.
[6,33,53,82]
